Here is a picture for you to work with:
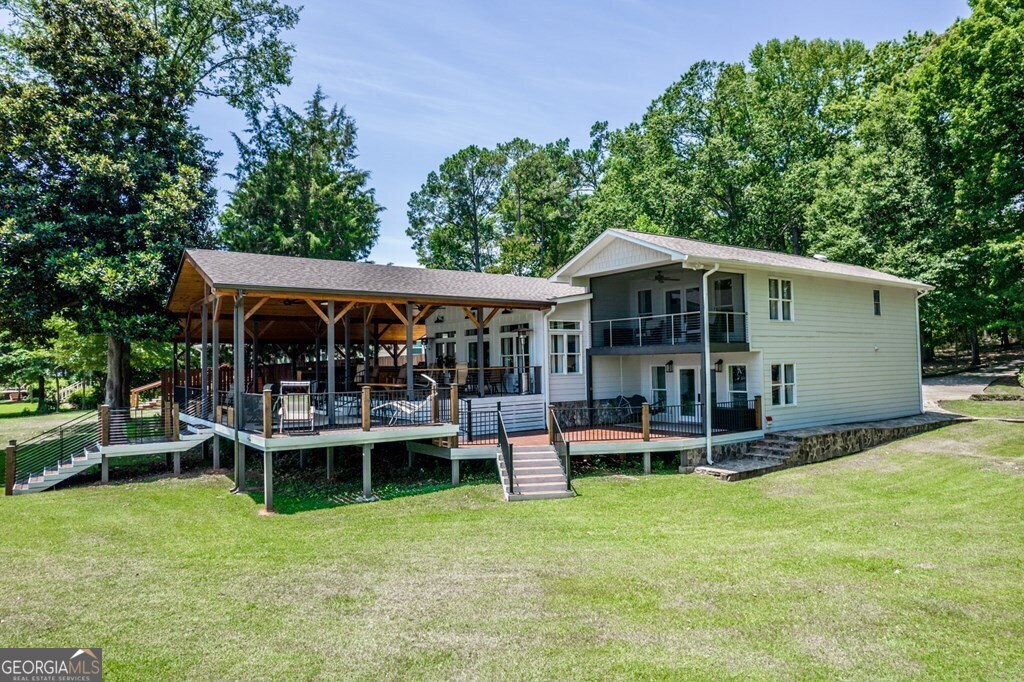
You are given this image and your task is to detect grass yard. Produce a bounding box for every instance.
[983,374,1024,397]
[939,399,1024,419]
[1,421,1023,680]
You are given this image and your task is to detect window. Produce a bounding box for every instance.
[768,278,793,321]
[637,289,653,317]
[651,366,667,406]
[434,331,456,365]
[549,321,581,374]
[468,340,490,367]
[771,363,796,406]
[728,365,747,405]
[873,290,881,316]
[665,290,682,315]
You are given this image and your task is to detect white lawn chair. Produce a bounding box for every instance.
[371,393,434,426]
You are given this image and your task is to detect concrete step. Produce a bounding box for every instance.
[513,472,566,484]
[515,480,573,493]
[694,458,785,482]
[507,489,575,501]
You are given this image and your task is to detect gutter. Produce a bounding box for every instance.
[702,263,721,465]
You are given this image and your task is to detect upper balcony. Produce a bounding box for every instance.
[590,310,748,353]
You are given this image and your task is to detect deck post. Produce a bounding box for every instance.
[643,451,651,475]
[431,388,439,423]
[642,403,651,442]
[101,454,108,483]
[211,294,219,420]
[172,404,180,441]
[359,443,376,501]
[326,446,335,480]
[548,407,555,445]
[5,440,15,495]
[184,312,191,401]
[262,387,273,439]
[406,301,415,400]
[343,311,352,392]
[451,459,460,486]
[263,449,274,513]
[173,452,181,476]
[212,435,220,469]
[327,300,336,426]
[754,394,763,429]
[361,385,371,431]
[363,306,371,381]
[449,385,459,424]
[232,290,246,493]
[201,299,209,415]
[476,306,485,398]
[100,405,110,447]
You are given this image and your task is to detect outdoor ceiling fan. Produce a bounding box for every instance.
[653,270,680,283]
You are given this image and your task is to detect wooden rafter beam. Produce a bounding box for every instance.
[413,305,436,325]
[244,297,270,321]
[333,301,357,324]
[462,306,480,329]
[385,301,408,326]
[212,295,223,322]
[481,307,500,328]
[304,298,330,325]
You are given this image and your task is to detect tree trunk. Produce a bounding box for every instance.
[789,224,801,255]
[106,336,131,408]
[970,329,981,366]
[1000,327,1010,349]
[36,374,47,413]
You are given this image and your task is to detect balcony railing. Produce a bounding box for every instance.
[549,397,761,442]
[591,311,747,348]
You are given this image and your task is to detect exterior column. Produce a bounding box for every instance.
[326,446,335,479]
[172,340,178,395]
[363,307,371,381]
[643,451,651,475]
[212,435,221,469]
[232,290,246,492]
[251,319,260,391]
[201,300,209,414]
[406,301,415,399]
[101,455,109,483]
[263,449,274,512]
[327,300,336,425]
[173,452,181,476]
[359,443,376,501]
[211,297,219,421]
[476,306,484,398]
[184,313,192,398]
[451,459,460,486]
[343,312,352,392]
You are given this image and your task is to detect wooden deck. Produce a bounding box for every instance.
[509,425,703,446]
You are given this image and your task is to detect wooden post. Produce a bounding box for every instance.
[642,402,651,442]
[406,301,415,400]
[476,306,484,398]
[548,407,555,445]
[172,404,180,441]
[262,387,273,439]
[5,440,15,496]
[754,395,763,430]
[211,294,220,419]
[227,407,234,428]
[361,385,371,431]
[449,384,459,424]
[100,405,110,447]
[327,300,336,426]
[431,389,439,423]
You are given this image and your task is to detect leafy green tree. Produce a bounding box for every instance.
[0,332,55,411]
[407,145,506,272]
[0,0,297,407]
[220,88,383,260]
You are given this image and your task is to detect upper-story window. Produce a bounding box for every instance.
[873,290,881,316]
[637,289,653,317]
[768,278,793,321]
[549,321,582,374]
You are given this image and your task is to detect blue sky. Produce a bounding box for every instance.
[191,0,970,267]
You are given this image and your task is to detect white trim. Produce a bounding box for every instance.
[768,277,795,322]
[550,229,686,281]
[769,362,797,407]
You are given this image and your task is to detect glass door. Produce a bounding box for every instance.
[651,365,667,408]
[678,368,698,416]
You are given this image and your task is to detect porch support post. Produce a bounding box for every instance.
[343,312,352,392]
[476,306,484,398]
[406,301,415,400]
[212,436,220,469]
[211,297,219,421]
[263,449,274,513]
[327,300,336,426]
[251,319,260,391]
[201,299,209,414]
[173,452,181,476]
[172,340,178,391]
[101,454,109,483]
[643,451,651,475]
[359,443,376,501]
[451,459,460,486]
[363,307,371,381]
[702,264,720,465]
[184,313,192,395]
[232,290,246,492]
[326,446,335,480]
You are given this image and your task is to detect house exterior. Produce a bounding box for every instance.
[6,229,932,507]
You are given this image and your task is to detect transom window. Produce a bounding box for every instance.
[873,290,881,316]
[771,363,796,406]
[549,321,581,375]
[768,278,793,321]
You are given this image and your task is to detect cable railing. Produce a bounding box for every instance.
[106,407,171,445]
[550,409,571,491]
[498,411,514,496]
[591,310,748,347]
[10,410,99,485]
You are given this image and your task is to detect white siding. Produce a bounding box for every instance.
[591,355,643,400]
[546,300,589,403]
[746,271,921,431]
[574,240,673,277]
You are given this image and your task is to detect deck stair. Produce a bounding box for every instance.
[496,444,575,501]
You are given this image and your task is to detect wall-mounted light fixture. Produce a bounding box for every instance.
[666,360,674,373]
[502,308,512,314]
[434,315,444,324]
[714,359,724,373]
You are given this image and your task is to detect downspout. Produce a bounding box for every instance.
[915,290,928,414]
[703,263,721,465]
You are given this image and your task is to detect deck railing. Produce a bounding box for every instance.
[498,411,514,496]
[591,311,747,348]
[7,410,99,487]
[550,408,571,490]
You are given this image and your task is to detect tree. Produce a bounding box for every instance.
[0,0,298,407]
[407,145,506,272]
[0,333,55,411]
[220,88,383,260]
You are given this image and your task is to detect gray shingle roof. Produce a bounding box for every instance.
[617,230,930,288]
[186,249,585,305]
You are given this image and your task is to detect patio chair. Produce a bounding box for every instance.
[370,392,434,426]
[485,367,505,395]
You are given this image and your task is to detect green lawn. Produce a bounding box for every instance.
[940,399,1024,419]
[1,421,1023,680]
[983,374,1024,397]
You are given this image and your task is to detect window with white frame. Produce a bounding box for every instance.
[768,278,793,321]
[873,290,881,316]
[549,321,581,374]
[771,363,796,406]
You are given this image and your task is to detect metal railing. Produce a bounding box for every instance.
[549,402,647,442]
[498,411,514,496]
[709,398,760,433]
[10,410,99,486]
[106,407,171,445]
[550,409,571,490]
[549,398,759,443]
[591,311,748,347]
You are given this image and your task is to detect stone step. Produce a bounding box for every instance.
[694,458,785,482]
